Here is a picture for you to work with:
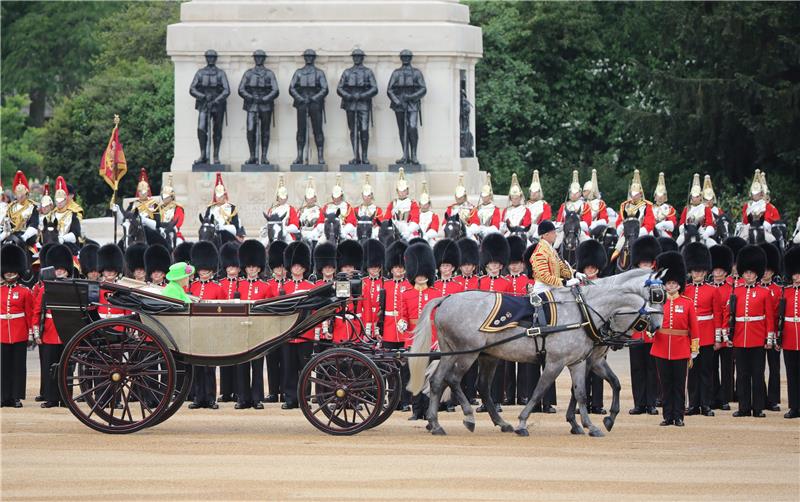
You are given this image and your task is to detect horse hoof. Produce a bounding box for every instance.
[463,420,475,433]
[603,417,614,432]
[500,424,514,433]
[431,427,447,436]
[570,426,585,435]
[588,428,605,438]
[425,423,433,431]
[514,428,529,437]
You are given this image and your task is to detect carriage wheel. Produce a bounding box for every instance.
[369,365,402,429]
[148,361,192,427]
[299,348,385,436]
[58,319,176,434]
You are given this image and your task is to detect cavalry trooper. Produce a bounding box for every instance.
[48,177,82,253]
[652,172,678,239]
[281,241,316,409]
[217,241,242,403]
[627,236,661,416]
[36,182,53,243]
[316,174,357,241]
[356,175,383,240]
[204,172,245,242]
[468,173,502,241]
[159,175,185,245]
[555,171,591,241]
[190,49,230,165]
[1,171,39,247]
[781,247,800,419]
[434,239,462,296]
[742,170,781,242]
[382,241,412,410]
[708,244,735,410]
[617,169,655,238]
[526,170,552,239]
[729,245,775,417]
[144,244,171,287]
[189,241,223,410]
[1,244,34,408]
[112,168,161,236]
[264,175,301,243]
[418,182,440,245]
[383,168,421,241]
[337,48,378,165]
[298,177,322,242]
[701,175,721,219]
[238,49,279,165]
[124,242,147,282]
[66,183,84,222]
[759,242,783,412]
[650,251,700,427]
[501,174,532,237]
[505,235,531,406]
[683,242,722,417]
[576,239,609,414]
[397,242,441,420]
[360,239,385,339]
[677,173,717,247]
[443,174,475,231]
[582,169,610,234]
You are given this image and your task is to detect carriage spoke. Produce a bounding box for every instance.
[73,380,112,403]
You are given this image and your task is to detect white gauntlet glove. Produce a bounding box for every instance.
[565,278,580,287]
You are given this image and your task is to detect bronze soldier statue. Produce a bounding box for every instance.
[337,49,378,165]
[387,49,427,165]
[190,49,230,165]
[238,50,279,165]
[289,49,328,165]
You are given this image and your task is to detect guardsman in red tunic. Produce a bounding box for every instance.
[78,244,101,282]
[281,241,315,409]
[331,240,363,343]
[188,242,224,409]
[730,245,776,417]
[97,244,127,320]
[455,237,480,403]
[759,242,783,412]
[501,174,532,238]
[234,240,270,410]
[650,252,700,426]
[312,242,337,341]
[576,240,609,414]
[434,239,462,296]
[526,170,553,239]
[628,236,662,415]
[1,245,34,408]
[397,242,441,420]
[683,243,722,416]
[217,241,242,403]
[359,239,385,340]
[505,235,531,407]
[124,242,148,282]
[781,247,800,419]
[709,244,735,410]
[382,241,412,410]
[144,244,171,287]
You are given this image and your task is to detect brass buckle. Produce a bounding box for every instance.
[526,327,541,337]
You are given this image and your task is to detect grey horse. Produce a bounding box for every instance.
[407,268,664,437]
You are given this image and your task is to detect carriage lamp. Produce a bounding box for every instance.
[335,280,351,298]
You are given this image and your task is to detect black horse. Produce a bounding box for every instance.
[323,211,342,245]
[558,210,582,267]
[442,213,466,242]
[356,214,374,242]
[260,212,286,245]
[197,213,237,247]
[615,218,641,272]
[714,213,734,243]
[377,219,401,247]
[679,223,701,248]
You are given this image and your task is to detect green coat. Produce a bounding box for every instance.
[162,281,192,304]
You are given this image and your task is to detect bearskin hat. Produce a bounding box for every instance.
[759,242,781,274]
[267,241,288,270]
[47,244,74,275]
[145,244,172,276]
[657,236,678,253]
[239,239,266,270]
[313,242,337,274]
[336,239,363,270]
[97,244,124,274]
[710,245,733,274]
[362,239,385,270]
[631,235,661,267]
[284,240,311,272]
[1,244,28,276]
[722,236,747,261]
[404,242,437,286]
[38,243,55,268]
[457,238,479,267]
[433,239,461,269]
[191,240,219,272]
[682,242,711,272]
[173,241,194,265]
[656,251,686,291]
[523,243,536,279]
[507,235,526,264]
[480,233,510,268]
[576,240,607,273]
[124,242,147,274]
[408,237,428,247]
[78,243,99,275]
[385,241,408,271]
[219,242,240,270]
[784,246,800,279]
[736,244,766,279]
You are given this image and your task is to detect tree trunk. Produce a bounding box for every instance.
[28,88,46,127]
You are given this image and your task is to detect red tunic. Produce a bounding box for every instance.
[434,278,462,296]
[381,279,411,343]
[556,202,592,228]
[478,275,510,293]
[505,273,531,297]
[500,206,532,230]
[455,275,479,291]
[382,200,421,225]
[1,282,34,344]
[684,282,723,346]
[616,200,656,233]
[781,286,800,351]
[189,279,224,300]
[283,279,316,343]
[316,202,358,227]
[679,205,714,229]
[731,284,776,348]
[468,205,502,228]
[219,276,242,300]
[98,283,128,319]
[650,295,700,360]
[32,283,60,344]
[710,281,733,334]
[360,276,382,334]
[741,202,780,225]
[398,285,441,348]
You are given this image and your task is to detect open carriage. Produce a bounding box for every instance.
[43,273,402,436]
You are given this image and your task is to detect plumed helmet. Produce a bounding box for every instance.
[631,235,661,267]
[710,245,734,275]
[480,233,510,268]
[173,242,194,265]
[124,242,147,274]
[507,235,526,264]
[404,242,436,286]
[576,240,607,273]
[336,240,363,270]
[98,244,124,274]
[239,239,267,270]
[284,241,311,272]
[47,244,74,275]
[385,241,408,271]
[736,244,766,279]
[219,242,241,270]
[191,240,220,272]
[267,241,288,270]
[1,244,28,276]
[759,242,781,274]
[657,237,678,253]
[313,242,337,274]
[682,242,711,272]
[457,238,479,267]
[433,239,461,269]
[362,239,385,270]
[722,236,747,261]
[78,244,99,275]
[784,246,800,278]
[657,251,686,291]
[145,244,172,276]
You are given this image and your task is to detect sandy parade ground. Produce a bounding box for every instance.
[2,350,798,501]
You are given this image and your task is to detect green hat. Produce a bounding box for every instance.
[166,262,195,282]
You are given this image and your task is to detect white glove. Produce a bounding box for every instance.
[574,272,587,283]
[565,278,580,287]
[715,329,722,344]
[407,222,420,235]
[111,204,124,220]
[579,221,589,233]
[656,220,674,232]
[286,224,299,236]
[159,227,167,238]
[0,231,7,242]
[691,351,699,359]
[21,226,38,241]
[342,223,356,240]
[61,233,76,244]
[638,227,648,237]
[141,216,157,231]
[396,319,408,333]
[616,225,623,236]
[702,225,716,238]
[424,229,438,242]
[57,235,64,244]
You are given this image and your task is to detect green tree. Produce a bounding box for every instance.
[0,94,44,181]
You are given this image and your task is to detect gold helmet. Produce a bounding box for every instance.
[568,170,581,195]
[331,173,344,199]
[136,168,151,197]
[702,175,716,203]
[304,176,316,200]
[12,170,29,197]
[653,172,667,201]
[212,172,227,203]
[161,174,175,199]
[362,174,373,198]
[628,169,643,197]
[454,173,466,199]
[54,176,69,204]
[480,172,493,198]
[275,175,288,200]
[583,169,599,200]
[689,173,702,198]
[508,173,523,198]
[759,171,770,201]
[749,169,763,196]
[419,180,430,206]
[529,169,543,197]
[40,182,52,208]
[396,168,409,193]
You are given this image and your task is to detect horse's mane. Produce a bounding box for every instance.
[582,268,650,295]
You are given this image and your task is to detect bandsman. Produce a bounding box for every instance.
[383,168,421,241]
[677,173,716,247]
[189,241,223,409]
[298,177,322,242]
[316,174,357,241]
[203,172,246,241]
[468,173,501,240]
[281,241,315,409]
[529,220,578,295]
[159,175,185,244]
[781,247,800,419]
[526,170,552,238]
[1,244,34,408]
[418,181,440,244]
[583,169,610,234]
[501,174,532,237]
[709,244,735,410]
[1,171,39,247]
[355,175,383,240]
[652,172,677,239]
[759,242,782,412]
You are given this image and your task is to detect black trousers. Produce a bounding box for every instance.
[765,348,781,407]
[266,348,283,397]
[655,357,688,421]
[236,356,264,406]
[516,362,535,404]
[218,365,236,401]
[503,361,517,404]
[1,342,27,403]
[784,350,800,412]
[734,347,766,413]
[688,345,714,409]
[37,346,46,398]
[629,343,658,408]
[383,341,411,407]
[39,344,63,403]
[529,361,557,408]
[281,342,313,405]
[191,366,217,405]
[462,361,478,402]
[586,370,605,409]
[712,346,735,406]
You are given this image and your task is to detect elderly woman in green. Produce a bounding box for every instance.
[163,262,195,303]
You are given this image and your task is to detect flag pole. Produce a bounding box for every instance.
[111,115,120,245]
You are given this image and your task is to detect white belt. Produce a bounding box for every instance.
[0,313,25,320]
[735,316,765,322]
[99,313,124,319]
[784,317,800,323]
[384,311,397,317]
[697,315,714,321]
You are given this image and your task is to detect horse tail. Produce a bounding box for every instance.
[406,296,447,395]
